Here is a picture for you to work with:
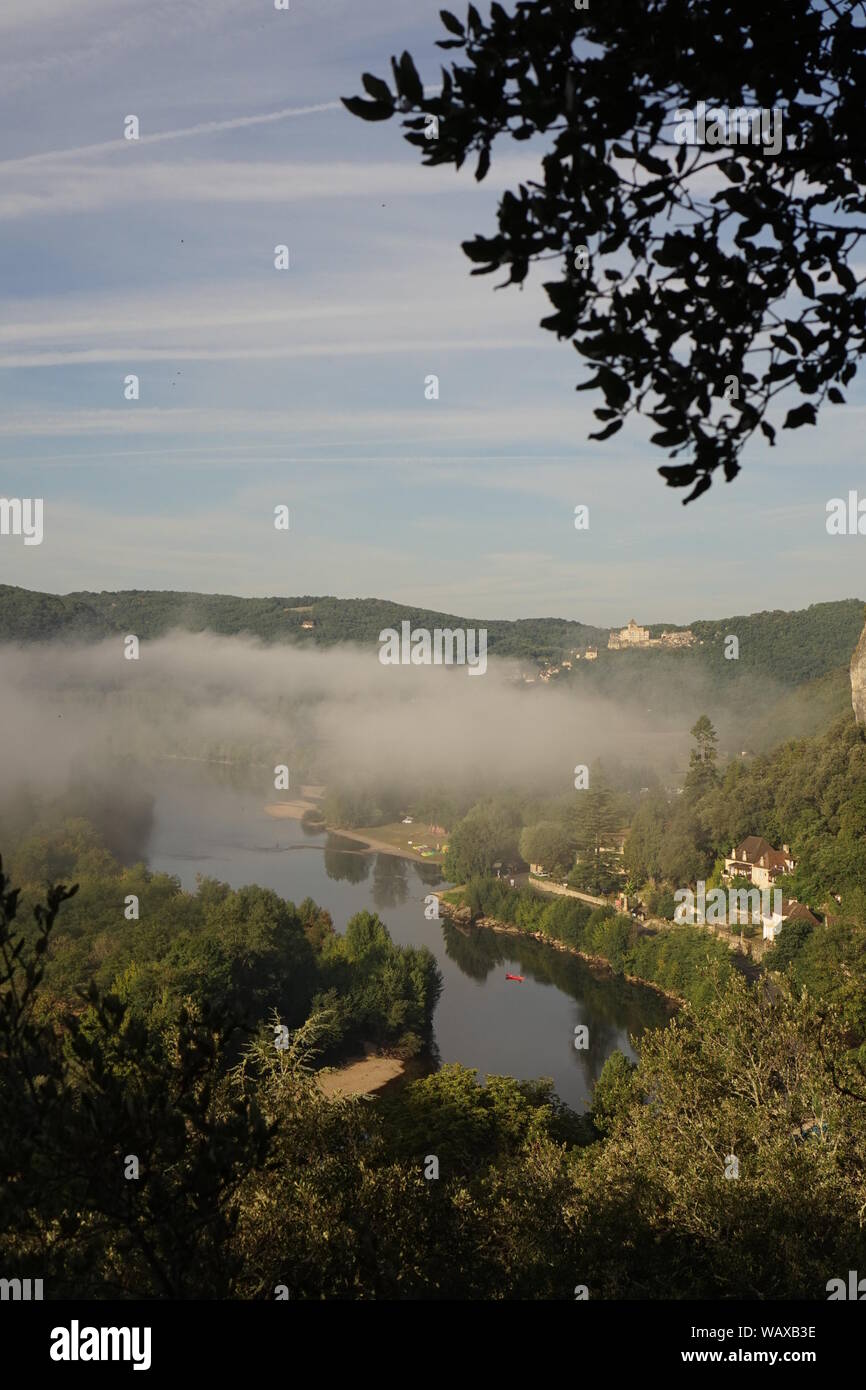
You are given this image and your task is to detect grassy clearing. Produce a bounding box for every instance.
[439,887,465,905]
[350,821,445,862]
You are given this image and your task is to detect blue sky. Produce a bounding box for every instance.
[0,0,863,624]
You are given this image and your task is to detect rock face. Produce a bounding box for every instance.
[852,615,866,725]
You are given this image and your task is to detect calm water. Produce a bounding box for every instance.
[145,773,672,1112]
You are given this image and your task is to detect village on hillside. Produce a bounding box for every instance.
[607,619,696,650]
[515,830,822,959]
[523,618,698,683]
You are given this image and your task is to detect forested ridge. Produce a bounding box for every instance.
[0,585,862,688]
[0,584,601,658]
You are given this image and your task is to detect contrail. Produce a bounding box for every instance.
[0,102,344,170]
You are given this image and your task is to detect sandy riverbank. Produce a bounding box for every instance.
[318,824,433,862]
[264,799,321,820]
[316,1054,405,1097]
[263,804,435,863]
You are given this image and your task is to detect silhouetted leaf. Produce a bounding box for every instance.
[783,403,817,429]
[658,463,698,487]
[651,427,690,446]
[683,473,713,504]
[398,52,424,104]
[341,96,394,122]
[361,73,393,102]
[439,9,465,35]
[588,419,624,441]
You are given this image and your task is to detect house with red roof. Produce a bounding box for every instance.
[724,836,796,890]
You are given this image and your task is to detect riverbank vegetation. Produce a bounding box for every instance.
[0,822,441,1066]
[440,715,866,926]
[434,712,866,1034]
[3,866,866,1299]
[459,877,732,1008]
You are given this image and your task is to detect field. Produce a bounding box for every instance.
[347,820,446,864]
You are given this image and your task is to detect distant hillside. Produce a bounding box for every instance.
[690,603,866,686]
[550,604,864,751]
[743,667,854,749]
[0,587,862,697]
[0,586,607,661]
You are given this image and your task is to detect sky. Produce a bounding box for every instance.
[0,0,863,625]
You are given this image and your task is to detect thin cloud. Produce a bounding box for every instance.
[0,259,551,365]
[0,150,540,221]
[0,404,590,443]
[0,104,345,172]
[0,338,541,370]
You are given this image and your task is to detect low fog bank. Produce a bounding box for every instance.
[0,631,795,852]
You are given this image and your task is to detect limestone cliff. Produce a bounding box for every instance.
[852,614,866,725]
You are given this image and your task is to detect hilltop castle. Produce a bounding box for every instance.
[607,619,695,651]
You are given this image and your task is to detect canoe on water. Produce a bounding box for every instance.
[505,973,524,982]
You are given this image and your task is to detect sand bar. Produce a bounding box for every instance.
[316,1055,405,1098]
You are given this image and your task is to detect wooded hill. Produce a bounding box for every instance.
[0,586,862,691]
[0,585,605,658]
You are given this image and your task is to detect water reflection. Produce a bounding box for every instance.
[321,838,441,908]
[144,773,674,1110]
[322,835,372,883]
[371,853,410,910]
[440,916,673,1094]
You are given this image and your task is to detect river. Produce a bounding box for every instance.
[145,771,672,1112]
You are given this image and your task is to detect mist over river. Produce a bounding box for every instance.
[145,769,671,1112]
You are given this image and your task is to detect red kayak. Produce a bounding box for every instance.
[505,973,524,982]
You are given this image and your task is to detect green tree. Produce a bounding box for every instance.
[578,974,866,1298]
[623,793,667,882]
[0,861,273,1298]
[685,714,719,801]
[591,1050,639,1136]
[657,803,712,885]
[644,885,677,921]
[766,915,815,973]
[443,801,521,882]
[572,773,619,891]
[519,821,575,876]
